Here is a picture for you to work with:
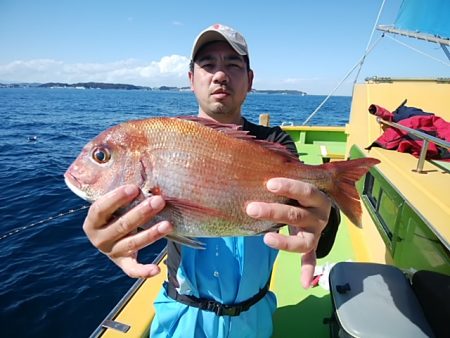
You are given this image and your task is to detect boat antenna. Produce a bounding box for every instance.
[0,205,89,241]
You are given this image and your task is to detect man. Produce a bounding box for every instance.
[83,24,339,337]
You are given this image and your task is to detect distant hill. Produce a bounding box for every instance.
[37,82,151,90]
[0,82,41,88]
[251,89,307,95]
[0,82,306,95]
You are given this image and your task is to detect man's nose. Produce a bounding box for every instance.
[212,68,229,84]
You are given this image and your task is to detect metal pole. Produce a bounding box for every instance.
[415,140,429,173]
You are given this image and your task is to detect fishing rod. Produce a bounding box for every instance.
[0,205,90,241]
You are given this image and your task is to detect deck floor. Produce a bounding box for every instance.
[271,216,356,337]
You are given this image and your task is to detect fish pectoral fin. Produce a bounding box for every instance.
[165,197,228,219]
[255,223,285,234]
[166,234,206,249]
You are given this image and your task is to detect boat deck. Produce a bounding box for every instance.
[271,219,356,337]
[270,127,368,337]
[93,84,450,336]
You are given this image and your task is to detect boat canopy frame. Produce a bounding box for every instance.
[377,25,450,47]
[377,25,450,61]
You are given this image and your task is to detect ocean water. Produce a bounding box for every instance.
[0,88,350,338]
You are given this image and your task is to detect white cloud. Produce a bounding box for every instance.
[282,77,320,84]
[283,78,303,85]
[0,56,191,87]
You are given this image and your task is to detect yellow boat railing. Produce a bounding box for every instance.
[90,247,168,338]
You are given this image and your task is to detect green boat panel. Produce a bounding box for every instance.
[312,141,346,158]
[283,127,347,146]
[394,203,450,273]
[350,145,450,275]
[430,160,450,173]
[294,144,324,164]
[283,128,348,165]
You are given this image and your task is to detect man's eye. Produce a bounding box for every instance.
[229,63,243,69]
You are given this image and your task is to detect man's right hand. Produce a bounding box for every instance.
[82,184,173,278]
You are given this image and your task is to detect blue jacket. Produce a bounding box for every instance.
[150,236,278,337]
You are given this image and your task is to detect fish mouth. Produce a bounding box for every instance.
[64,174,93,203]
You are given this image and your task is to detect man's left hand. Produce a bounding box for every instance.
[246,177,331,289]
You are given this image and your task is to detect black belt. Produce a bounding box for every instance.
[164,278,271,316]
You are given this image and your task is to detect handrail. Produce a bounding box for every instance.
[376,117,450,173]
[89,246,168,338]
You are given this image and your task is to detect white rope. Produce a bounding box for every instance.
[0,205,90,240]
[385,34,450,67]
[354,0,387,83]
[302,0,387,126]
[302,36,383,125]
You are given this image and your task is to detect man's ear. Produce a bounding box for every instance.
[247,70,254,92]
[188,71,194,90]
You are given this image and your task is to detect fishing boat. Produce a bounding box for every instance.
[90,1,449,337]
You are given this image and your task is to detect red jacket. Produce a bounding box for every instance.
[367,106,450,161]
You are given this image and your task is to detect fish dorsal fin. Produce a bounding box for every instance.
[252,139,300,163]
[178,115,250,137]
[177,115,300,163]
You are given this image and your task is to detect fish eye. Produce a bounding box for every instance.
[92,147,111,164]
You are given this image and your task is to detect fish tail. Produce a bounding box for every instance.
[321,157,380,227]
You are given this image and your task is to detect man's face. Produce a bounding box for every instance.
[189,41,253,123]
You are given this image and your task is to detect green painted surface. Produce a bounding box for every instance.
[350,145,450,275]
[294,143,324,164]
[271,128,353,337]
[271,219,355,338]
[312,141,346,155]
[284,129,346,143]
[394,203,450,274]
[430,159,450,172]
[285,128,347,165]
[272,126,450,337]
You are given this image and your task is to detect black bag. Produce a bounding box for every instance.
[411,270,450,338]
[327,262,437,338]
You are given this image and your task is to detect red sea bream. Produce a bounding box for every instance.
[64,116,379,248]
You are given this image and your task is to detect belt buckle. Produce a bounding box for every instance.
[206,301,220,315]
[220,304,240,316]
[206,301,240,316]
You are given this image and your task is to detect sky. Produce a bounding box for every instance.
[0,0,449,95]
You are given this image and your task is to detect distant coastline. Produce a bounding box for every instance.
[0,82,307,95]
